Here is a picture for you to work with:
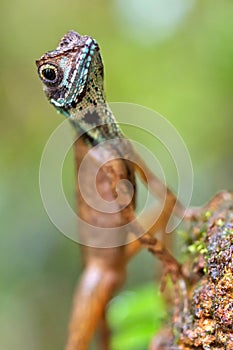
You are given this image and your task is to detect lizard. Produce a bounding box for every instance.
[36,30,192,350]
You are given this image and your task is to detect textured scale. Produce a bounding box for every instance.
[36,30,122,143]
[36,29,136,205]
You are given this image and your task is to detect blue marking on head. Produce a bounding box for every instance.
[36,30,104,114]
[64,40,99,106]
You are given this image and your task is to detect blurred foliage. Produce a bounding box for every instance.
[0,0,232,349]
[108,284,166,350]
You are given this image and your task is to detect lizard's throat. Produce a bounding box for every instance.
[69,102,123,145]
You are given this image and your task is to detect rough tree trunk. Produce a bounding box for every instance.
[150,191,233,350]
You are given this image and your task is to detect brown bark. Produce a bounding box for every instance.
[150,191,233,350]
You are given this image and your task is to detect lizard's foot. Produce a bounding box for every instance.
[184,206,201,221]
[184,191,233,221]
[139,234,188,315]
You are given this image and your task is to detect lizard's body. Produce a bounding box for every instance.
[36,30,187,350]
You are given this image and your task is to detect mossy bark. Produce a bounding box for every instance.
[151,192,233,350]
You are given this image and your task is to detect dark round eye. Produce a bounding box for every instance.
[38,64,59,84]
[42,68,56,81]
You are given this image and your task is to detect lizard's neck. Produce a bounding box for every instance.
[68,78,123,145]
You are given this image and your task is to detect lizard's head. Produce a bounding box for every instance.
[36,30,104,117]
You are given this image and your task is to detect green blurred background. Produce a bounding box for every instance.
[1,0,232,349]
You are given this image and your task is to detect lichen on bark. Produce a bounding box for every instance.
[177,192,233,349]
[151,192,233,350]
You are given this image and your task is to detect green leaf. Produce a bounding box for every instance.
[108,283,167,350]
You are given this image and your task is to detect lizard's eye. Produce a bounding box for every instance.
[38,64,60,84]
